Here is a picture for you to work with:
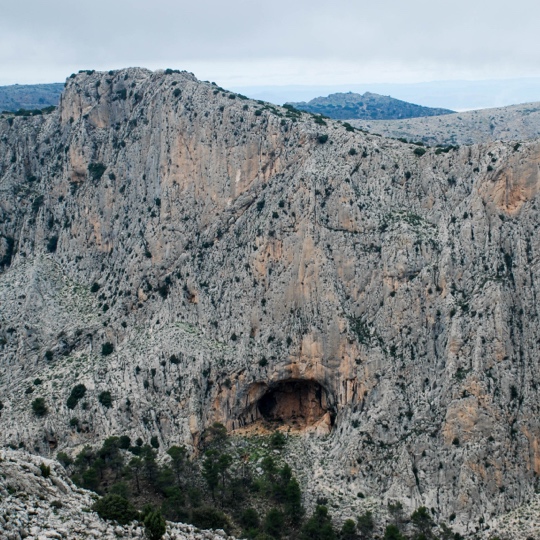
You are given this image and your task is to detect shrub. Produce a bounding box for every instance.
[413,147,426,157]
[102,342,114,356]
[119,435,131,449]
[67,383,87,409]
[270,431,286,448]
[150,436,160,449]
[241,508,260,529]
[90,282,100,293]
[92,494,139,525]
[46,236,59,253]
[40,462,51,478]
[88,163,107,181]
[348,148,357,155]
[32,397,48,417]
[265,508,285,538]
[99,391,113,408]
[57,452,73,467]
[317,134,329,144]
[144,509,167,540]
[191,506,230,532]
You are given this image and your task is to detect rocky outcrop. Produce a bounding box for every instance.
[351,101,540,145]
[1,68,540,536]
[0,448,234,540]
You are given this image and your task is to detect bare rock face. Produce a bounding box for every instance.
[350,101,540,146]
[2,68,540,535]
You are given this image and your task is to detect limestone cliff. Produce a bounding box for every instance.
[1,68,540,536]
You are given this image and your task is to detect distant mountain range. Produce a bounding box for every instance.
[0,83,63,112]
[286,92,454,120]
[231,77,540,111]
[350,101,540,146]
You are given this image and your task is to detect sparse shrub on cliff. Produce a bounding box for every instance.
[101,342,114,356]
[98,391,112,408]
[92,494,139,525]
[317,134,329,144]
[67,383,87,409]
[40,462,51,478]
[46,235,58,253]
[270,431,286,448]
[31,397,47,417]
[88,163,107,181]
[413,147,426,156]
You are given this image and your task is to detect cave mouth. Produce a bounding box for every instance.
[256,379,333,429]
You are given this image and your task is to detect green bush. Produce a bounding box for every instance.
[144,509,167,540]
[270,431,286,448]
[119,435,131,449]
[67,384,87,409]
[92,494,139,525]
[191,506,230,532]
[57,452,73,467]
[40,462,51,478]
[31,397,48,417]
[413,147,426,157]
[317,134,329,144]
[46,236,58,253]
[99,391,113,408]
[88,163,107,181]
[102,342,114,356]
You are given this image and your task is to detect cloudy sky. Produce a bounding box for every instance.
[1,0,539,87]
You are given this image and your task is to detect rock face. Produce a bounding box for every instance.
[350,101,540,146]
[2,68,540,536]
[0,448,234,540]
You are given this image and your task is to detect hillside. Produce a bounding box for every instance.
[0,82,64,112]
[350,101,540,145]
[287,91,454,120]
[1,68,540,537]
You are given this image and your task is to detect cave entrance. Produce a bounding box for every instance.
[257,379,333,429]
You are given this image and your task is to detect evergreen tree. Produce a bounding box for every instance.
[144,509,166,540]
[357,511,374,539]
[264,508,285,538]
[301,505,336,540]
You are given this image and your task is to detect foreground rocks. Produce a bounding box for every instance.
[0,449,234,540]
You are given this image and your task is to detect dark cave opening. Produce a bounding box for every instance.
[256,379,334,429]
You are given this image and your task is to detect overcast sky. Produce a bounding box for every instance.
[1,0,539,87]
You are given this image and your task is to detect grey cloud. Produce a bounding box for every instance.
[1,0,539,85]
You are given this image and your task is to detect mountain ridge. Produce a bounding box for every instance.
[0,82,63,112]
[1,67,540,536]
[286,91,454,120]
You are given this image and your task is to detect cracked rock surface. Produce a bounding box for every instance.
[1,68,540,536]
